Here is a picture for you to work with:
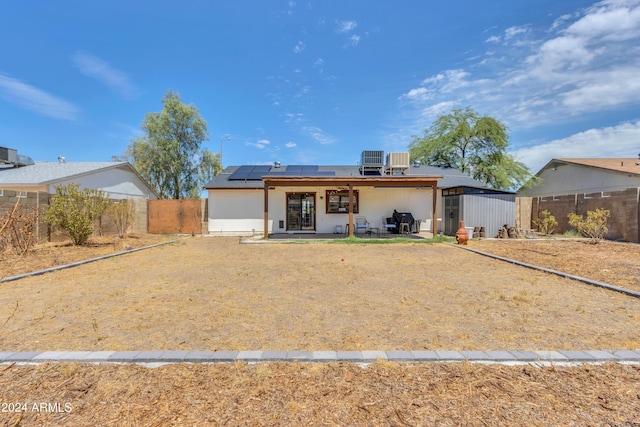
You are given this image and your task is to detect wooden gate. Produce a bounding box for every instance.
[148,199,202,234]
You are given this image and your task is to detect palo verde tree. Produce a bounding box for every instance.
[408,106,533,190]
[126,90,221,199]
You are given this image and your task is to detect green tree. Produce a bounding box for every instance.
[408,107,533,190]
[126,90,221,199]
[44,184,111,245]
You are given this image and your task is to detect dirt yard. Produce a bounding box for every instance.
[1,236,639,425]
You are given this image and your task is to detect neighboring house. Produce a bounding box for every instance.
[0,147,159,240]
[0,159,159,200]
[204,151,515,238]
[518,158,640,242]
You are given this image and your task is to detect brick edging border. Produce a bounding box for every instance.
[447,243,640,299]
[0,237,188,283]
[1,350,639,364]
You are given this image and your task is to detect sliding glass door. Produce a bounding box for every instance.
[287,193,315,231]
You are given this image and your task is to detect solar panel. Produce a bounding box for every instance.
[229,165,273,180]
[228,165,253,180]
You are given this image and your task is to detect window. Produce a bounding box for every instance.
[326,190,358,214]
[17,191,27,198]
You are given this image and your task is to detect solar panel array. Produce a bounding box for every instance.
[228,165,335,180]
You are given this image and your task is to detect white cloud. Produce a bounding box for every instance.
[303,126,336,144]
[0,74,79,120]
[399,87,432,102]
[420,101,458,120]
[71,51,139,99]
[513,120,640,172]
[504,25,529,39]
[336,20,358,33]
[248,139,270,149]
[286,141,297,148]
[399,0,640,130]
[293,41,306,53]
[348,34,361,46]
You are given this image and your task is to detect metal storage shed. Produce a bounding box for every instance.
[442,186,516,238]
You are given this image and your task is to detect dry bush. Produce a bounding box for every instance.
[0,199,39,255]
[107,199,136,238]
[568,208,610,243]
[533,209,558,236]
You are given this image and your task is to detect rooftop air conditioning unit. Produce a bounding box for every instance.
[359,150,384,175]
[385,152,410,175]
[0,146,18,165]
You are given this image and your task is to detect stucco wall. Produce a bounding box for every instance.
[208,186,440,235]
[522,164,640,197]
[52,167,157,199]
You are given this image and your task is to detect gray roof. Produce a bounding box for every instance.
[0,162,134,185]
[204,164,488,189]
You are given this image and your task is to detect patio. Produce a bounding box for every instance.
[265,230,435,240]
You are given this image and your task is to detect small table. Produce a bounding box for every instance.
[365,227,380,238]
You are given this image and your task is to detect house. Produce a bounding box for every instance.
[204,151,515,239]
[0,146,159,239]
[518,158,640,242]
[0,154,158,200]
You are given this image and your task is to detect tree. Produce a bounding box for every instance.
[126,90,221,199]
[44,184,111,245]
[408,107,533,190]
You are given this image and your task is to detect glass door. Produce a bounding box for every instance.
[287,193,315,231]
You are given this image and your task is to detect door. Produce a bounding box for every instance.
[444,195,460,236]
[287,193,315,231]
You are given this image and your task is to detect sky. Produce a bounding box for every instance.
[1,0,639,174]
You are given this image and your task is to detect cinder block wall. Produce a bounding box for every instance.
[530,187,639,242]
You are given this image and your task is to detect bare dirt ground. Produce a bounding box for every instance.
[467,238,640,292]
[1,236,640,425]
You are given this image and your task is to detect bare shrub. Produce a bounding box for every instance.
[0,199,39,255]
[107,199,136,238]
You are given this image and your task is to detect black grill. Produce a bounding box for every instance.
[392,211,415,233]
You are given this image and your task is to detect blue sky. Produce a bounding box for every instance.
[1,0,639,174]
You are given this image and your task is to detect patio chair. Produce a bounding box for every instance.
[355,216,369,234]
[382,217,396,235]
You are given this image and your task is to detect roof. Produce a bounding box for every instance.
[0,162,127,185]
[540,158,640,176]
[0,161,159,197]
[204,164,487,190]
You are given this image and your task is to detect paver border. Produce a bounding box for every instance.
[0,237,188,283]
[2,350,639,364]
[448,243,640,299]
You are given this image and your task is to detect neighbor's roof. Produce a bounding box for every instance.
[0,162,159,196]
[542,158,640,176]
[204,164,487,190]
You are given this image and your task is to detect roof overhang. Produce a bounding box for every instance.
[262,175,442,188]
